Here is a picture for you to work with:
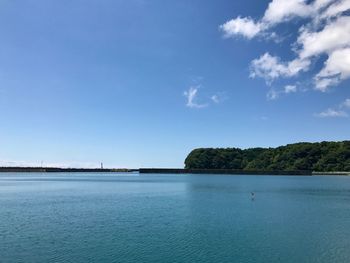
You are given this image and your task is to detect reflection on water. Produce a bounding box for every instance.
[0,173,350,263]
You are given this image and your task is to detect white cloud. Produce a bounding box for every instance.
[320,0,350,19]
[284,85,297,93]
[250,53,283,81]
[220,0,324,39]
[220,0,343,39]
[313,0,334,10]
[263,0,312,24]
[297,16,350,59]
[220,17,264,39]
[250,53,310,83]
[262,0,338,24]
[315,108,348,117]
[222,0,350,92]
[315,48,350,91]
[183,86,208,109]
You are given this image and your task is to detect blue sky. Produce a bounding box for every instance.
[0,0,349,168]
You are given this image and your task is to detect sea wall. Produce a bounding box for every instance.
[0,167,137,173]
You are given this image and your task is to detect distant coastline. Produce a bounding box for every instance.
[185,141,350,172]
[1,141,349,176]
[1,167,349,176]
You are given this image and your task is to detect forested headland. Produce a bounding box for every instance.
[185,141,350,172]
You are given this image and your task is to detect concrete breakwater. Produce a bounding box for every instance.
[139,168,312,175]
[0,167,138,173]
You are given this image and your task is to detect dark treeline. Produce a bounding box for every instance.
[185,141,350,172]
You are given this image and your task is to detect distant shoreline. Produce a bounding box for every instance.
[0,167,349,176]
[185,141,350,173]
[139,168,312,176]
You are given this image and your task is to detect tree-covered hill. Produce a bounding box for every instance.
[185,141,350,172]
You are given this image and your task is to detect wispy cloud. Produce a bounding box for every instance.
[211,95,220,103]
[183,86,208,109]
[221,0,350,92]
[211,92,228,104]
[341,98,350,108]
[315,108,348,118]
[315,98,350,118]
[284,85,297,93]
[267,89,279,100]
[183,87,225,108]
[266,85,298,100]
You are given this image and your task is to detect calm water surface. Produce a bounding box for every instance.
[1,173,350,263]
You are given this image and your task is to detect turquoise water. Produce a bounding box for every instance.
[1,173,350,263]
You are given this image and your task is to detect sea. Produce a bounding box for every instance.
[1,173,350,263]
